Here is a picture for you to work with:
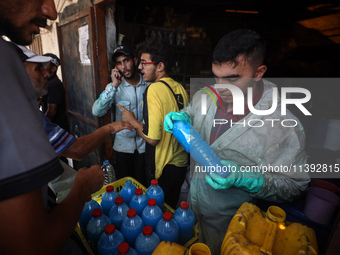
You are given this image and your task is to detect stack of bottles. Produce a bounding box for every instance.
[78,179,196,254]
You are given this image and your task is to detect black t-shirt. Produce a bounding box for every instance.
[42,75,69,131]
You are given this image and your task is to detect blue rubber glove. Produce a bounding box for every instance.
[164,111,191,133]
[205,160,264,193]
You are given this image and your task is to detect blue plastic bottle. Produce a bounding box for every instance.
[109,197,129,230]
[172,120,230,177]
[120,209,144,248]
[86,208,111,252]
[114,242,138,255]
[135,226,161,255]
[129,188,148,216]
[155,212,179,243]
[173,201,195,245]
[101,185,119,216]
[119,180,137,204]
[145,179,164,211]
[79,196,101,238]
[97,224,125,255]
[141,198,163,230]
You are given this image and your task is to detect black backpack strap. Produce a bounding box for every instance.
[159,80,184,110]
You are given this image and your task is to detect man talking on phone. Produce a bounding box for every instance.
[92,46,150,186]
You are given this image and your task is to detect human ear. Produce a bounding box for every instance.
[254,65,267,81]
[157,62,165,73]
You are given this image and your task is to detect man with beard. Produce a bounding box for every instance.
[93,45,150,186]
[0,0,104,254]
[118,39,189,208]
[10,43,133,161]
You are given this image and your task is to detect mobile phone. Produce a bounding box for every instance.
[115,65,122,81]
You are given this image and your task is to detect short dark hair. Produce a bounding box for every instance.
[213,29,266,68]
[136,38,174,74]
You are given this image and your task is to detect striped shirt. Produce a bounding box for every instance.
[40,111,76,155]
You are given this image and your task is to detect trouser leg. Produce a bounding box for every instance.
[157,164,187,208]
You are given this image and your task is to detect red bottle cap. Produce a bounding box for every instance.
[105,224,116,235]
[151,179,158,186]
[148,198,157,206]
[135,188,143,195]
[106,185,114,192]
[92,208,102,218]
[115,197,124,205]
[180,201,189,210]
[118,242,130,254]
[163,212,173,221]
[143,226,153,236]
[127,208,137,218]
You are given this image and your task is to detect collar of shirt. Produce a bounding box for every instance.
[122,73,146,87]
[216,81,264,121]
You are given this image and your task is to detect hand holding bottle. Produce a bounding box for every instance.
[163,111,191,133]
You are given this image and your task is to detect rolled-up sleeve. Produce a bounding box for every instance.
[92,84,116,117]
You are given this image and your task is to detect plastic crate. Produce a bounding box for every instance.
[76,177,198,255]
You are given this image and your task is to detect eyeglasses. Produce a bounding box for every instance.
[140,61,156,69]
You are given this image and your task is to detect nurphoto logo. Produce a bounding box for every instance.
[200,84,312,128]
[201,84,311,116]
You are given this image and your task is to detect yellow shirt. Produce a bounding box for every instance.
[142,77,189,179]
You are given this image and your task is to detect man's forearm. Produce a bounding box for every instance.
[133,122,159,146]
[0,186,89,254]
[61,125,112,160]
[0,167,103,255]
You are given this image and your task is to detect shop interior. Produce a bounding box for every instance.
[54,0,340,254]
[114,0,340,147]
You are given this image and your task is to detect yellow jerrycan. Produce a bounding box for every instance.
[152,241,186,255]
[152,241,212,255]
[221,202,318,255]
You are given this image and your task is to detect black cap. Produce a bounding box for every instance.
[112,45,135,61]
[43,53,60,67]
